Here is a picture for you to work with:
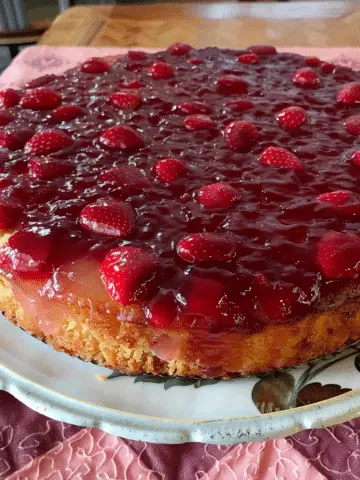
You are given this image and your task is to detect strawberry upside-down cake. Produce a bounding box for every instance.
[1,44,360,378]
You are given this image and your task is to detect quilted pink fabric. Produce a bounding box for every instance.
[1,46,360,479]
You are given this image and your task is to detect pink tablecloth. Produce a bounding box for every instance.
[1,46,360,480]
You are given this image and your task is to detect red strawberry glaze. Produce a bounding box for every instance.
[1,47,360,337]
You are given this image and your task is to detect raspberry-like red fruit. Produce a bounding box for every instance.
[167,42,192,56]
[292,68,320,87]
[227,99,254,111]
[20,88,61,111]
[224,121,258,152]
[0,230,52,277]
[276,106,307,130]
[154,158,187,183]
[0,89,19,108]
[316,230,360,279]
[81,58,110,74]
[100,246,158,305]
[183,114,215,130]
[28,157,75,180]
[177,233,236,263]
[110,89,141,110]
[259,146,303,171]
[345,115,360,136]
[337,82,360,104]
[0,198,23,229]
[149,62,174,79]
[237,53,259,64]
[51,105,84,123]
[178,101,212,114]
[217,75,248,94]
[0,128,34,150]
[247,45,277,55]
[99,126,144,150]
[24,129,73,155]
[197,183,240,208]
[79,199,135,237]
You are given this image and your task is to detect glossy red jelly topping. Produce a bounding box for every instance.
[1,46,360,334]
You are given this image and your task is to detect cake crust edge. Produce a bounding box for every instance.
[1,274,360,378]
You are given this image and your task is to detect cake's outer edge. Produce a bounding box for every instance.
[1,273,360,378]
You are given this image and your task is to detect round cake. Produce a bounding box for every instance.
[1,44,360,378]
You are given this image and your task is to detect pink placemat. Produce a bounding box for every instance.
[1,46,360,479]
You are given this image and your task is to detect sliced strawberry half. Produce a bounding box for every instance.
[276,106,307,130]
[0,89,20,108]
[167,42,192,56]
[197,183,240,208]
[217,75,248,95]
[51,105,84,123]
[20,88,61,111]
[148,62,174,79]
[176,233,236,263]
[81,58,110,74]
[154,158,187,183]
[0,128,34,151]
[237,53,259,64]
[292,68,320,88]
[247,45,277,55]
[337,82,360,104]
[182,276,224,326]
[259,146,303,171]
[177,101,212,115]
[224,120,258,152]
[100,166,150,192]
[316,230,360,279]
[110,89,141,110]
[145,291,177,328]
[0,230,52,277]
[345,115,360,136]
[79,199,135,237]
[183,114,215,130]
[100,246,158,305]
[99,126,144,150]
[316,190,360,216]
[24,129,73,155]
[28,157,75,180]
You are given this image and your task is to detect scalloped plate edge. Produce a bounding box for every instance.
[2,361,360,444]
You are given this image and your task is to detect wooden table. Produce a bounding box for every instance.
[40,2,360,48]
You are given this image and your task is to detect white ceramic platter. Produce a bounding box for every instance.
[2,315,360,444]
